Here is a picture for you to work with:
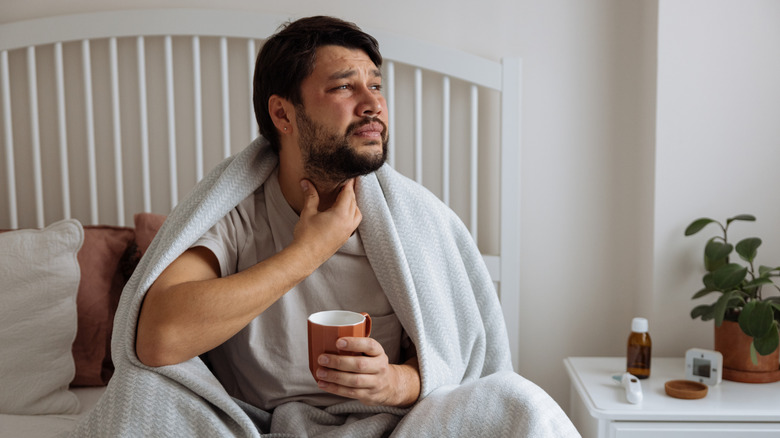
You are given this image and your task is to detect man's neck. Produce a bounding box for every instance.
[277,158,344,214]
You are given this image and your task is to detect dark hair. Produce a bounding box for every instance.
[253,16,382,153]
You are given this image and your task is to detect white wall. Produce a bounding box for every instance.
[512,0,657,412]
[653,0,780,358]
[23,0,780,417]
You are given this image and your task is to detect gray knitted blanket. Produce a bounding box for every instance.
[70,138,578,437]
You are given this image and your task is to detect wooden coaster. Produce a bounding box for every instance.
[664,380,708,399]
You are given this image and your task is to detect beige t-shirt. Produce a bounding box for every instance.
[194,168,408,410]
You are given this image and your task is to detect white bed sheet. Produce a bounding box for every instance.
[0,387,105,438]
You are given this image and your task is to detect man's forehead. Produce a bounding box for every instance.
[313,45,381,78]
[326,67,382,81]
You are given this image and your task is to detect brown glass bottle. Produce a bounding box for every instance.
[626,317,651,379]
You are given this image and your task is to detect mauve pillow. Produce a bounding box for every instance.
[71,225,135,386]
[134,212,167,254]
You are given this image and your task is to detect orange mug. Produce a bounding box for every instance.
[307,310,372,381]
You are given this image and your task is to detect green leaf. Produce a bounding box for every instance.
[759,266,780,276]
[743,277,774,291]
[710,263,748,291]
[702,273,718,291]
[735,238,761,263]
[713,291,743,326]
[704,239,732,272]
[739,300,774,338]
[691,304,715,320]
[764,296,780,305]
[692,287,718,299]
[726,214,756,225]
[753,323,779,356]
[767,299,780,314]
[701,312,716,322]
[685,218,717,236]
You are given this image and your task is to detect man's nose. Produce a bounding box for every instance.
[356,87,383,117]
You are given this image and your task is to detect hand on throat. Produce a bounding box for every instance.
[277,159,349,215]
[302,177,349,212]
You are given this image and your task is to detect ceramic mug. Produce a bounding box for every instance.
[307,310,372,381]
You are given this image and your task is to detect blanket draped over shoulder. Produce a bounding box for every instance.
[70,138,578,437]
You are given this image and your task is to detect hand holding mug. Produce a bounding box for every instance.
[307,310,421,407]
[307,310,372,381]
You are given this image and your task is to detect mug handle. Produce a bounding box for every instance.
[361,312,372,337]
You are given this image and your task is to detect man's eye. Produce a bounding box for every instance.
[370,84,382,91]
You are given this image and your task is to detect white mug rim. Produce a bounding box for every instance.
[308,310,366,327]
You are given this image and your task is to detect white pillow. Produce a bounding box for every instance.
[0,219,83,414]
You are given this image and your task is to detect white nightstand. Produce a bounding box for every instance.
[564,357,780,438]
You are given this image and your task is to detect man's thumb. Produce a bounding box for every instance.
[300,179,319,211]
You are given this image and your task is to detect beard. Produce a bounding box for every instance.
[295,106,388,186]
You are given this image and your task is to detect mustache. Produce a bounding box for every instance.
[346,117,387,137]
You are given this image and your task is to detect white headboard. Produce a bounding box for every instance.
[0,9,522,370]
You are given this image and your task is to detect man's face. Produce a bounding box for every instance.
[294,45,389,185]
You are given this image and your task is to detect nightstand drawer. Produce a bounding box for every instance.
[611,422,780,438]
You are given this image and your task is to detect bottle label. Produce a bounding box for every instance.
[627,344,651,378]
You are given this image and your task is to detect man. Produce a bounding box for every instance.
[136,15,421,410]
[75,16,577,437]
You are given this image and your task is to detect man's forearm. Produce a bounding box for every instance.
[136,243,322,366]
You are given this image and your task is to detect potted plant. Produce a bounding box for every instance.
[685,214,780,382]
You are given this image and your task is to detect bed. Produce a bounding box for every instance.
[0,9,522,437]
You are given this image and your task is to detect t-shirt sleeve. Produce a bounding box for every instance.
[191,209,243,278]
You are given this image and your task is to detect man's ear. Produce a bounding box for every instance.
[268,95,293,134]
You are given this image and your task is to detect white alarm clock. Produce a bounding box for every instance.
[685,348,723,386]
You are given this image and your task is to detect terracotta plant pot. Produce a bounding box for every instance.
[714,320,780,383]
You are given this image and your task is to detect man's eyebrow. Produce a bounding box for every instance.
[327,68,383,81]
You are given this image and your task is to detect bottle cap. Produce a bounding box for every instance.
[632,317,648,333]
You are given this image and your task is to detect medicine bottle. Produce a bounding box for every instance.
[626,317,651,379]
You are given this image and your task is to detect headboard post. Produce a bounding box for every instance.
[500,57,522,371]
